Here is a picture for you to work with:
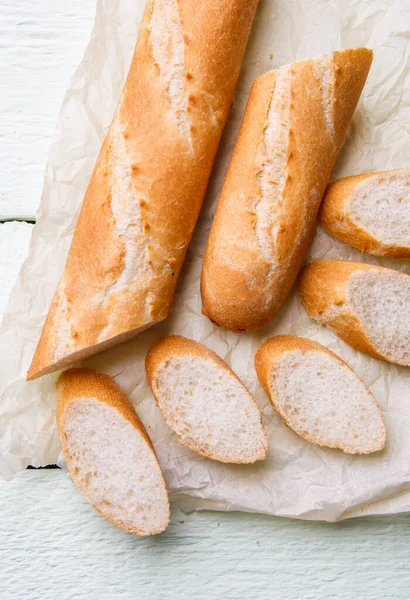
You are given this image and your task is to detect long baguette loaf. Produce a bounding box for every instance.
[57,368,170,535]
[318,168,410,257]
[201,48,373,332]
[255,336,386,454]
[27,0,259,380]
[146,335,268,463]
[298,259,410,366]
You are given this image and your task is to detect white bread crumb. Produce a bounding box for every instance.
[61,397,169,535]
[348,269,410,366]
[150,353,267,463]
[269,349,385,454]
[350,171,410,246]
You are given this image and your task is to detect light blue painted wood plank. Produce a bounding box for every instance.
[1,470,410,600]
[0,1,95,219]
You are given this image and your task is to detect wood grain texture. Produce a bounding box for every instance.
[0,1,95,220]
[2,469,410,600]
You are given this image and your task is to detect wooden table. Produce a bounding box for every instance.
[1,3,410,598]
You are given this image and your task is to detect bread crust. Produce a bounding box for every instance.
[298,259,410,365]
[146,335,268,463]
[27,0,259,380]
[201,48,373,332]
[57,368,170,535]
[254,335,386,453]
[318,169,410,257]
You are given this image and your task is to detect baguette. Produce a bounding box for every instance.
[255,335,386,454]
[145,335,268,463]
[318,168,410,257]
[27,0,259,380]
[201,48,373,332]
[298,259,410,366]
[57,368,170,535]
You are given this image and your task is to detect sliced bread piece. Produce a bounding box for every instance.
[255,335,386,454]
[318,168,410,257]
[57,368,170,535]
[145,336,268,463]
[298,260,410,366]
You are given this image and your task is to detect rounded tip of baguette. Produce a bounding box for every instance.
[201,302,273,333]
[200,258,278,332]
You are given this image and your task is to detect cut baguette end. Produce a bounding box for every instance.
[201,303,271,334]
[57,368,170,536]
[298,260,410,367]
[319,169,410,258]
[146,336,268,464]
[27,320,161,381]
[255,335,386,454]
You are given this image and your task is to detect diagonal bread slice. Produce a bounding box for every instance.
[145,335,268,463]
[57,368,170,535]
[318,168,410,257]
[298,260,410,367]
[255,335,386,454]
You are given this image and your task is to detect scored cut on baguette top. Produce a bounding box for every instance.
[298,260,410,367]
[318,168,410,257]
[201,48,373,333]
[27,0,259,381]
[57,368,170,536]
[255,335,386,454]
[145,335,268,464]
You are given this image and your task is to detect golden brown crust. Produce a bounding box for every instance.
[201,48,373,332]
[28,0,259,380]
[298,259,408,363]
[145,335,268,463]
[57,368,153,448]
[254,334,386,453]
[56,368,170,535]
[146,335,233,382]
[254,335,332,397]
[318,169,410,257]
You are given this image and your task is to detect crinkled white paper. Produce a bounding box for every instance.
[1,0,410,520]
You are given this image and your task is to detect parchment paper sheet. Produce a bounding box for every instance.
[1,0,410,521]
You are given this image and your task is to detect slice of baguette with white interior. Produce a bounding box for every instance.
[299,260,410,367]
[57,368,170,535]
[145,336,268,463]
[255,336,386,454]
[318,168,410,257]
